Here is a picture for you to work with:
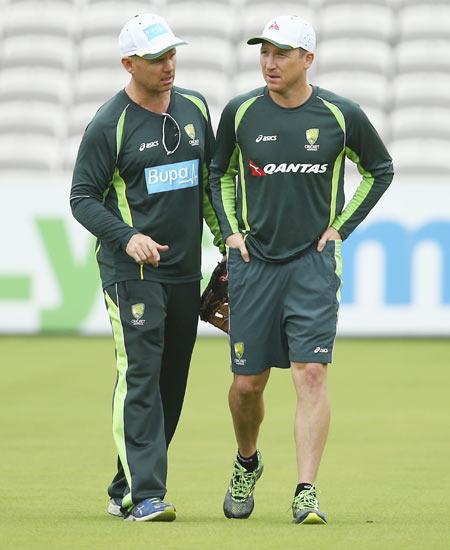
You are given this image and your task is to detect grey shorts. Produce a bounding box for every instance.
[227,240,342,375]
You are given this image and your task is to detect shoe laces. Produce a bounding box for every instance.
[230,462,259,500]
[292,486,319,512]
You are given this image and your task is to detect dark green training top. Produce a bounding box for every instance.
[71,86,224,288]
[209,85,394,262]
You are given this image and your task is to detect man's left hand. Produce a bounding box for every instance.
[317,227,341,252]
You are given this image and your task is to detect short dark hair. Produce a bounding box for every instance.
[299,47,308,57]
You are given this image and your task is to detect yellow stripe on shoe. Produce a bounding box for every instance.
[298,511,328,525]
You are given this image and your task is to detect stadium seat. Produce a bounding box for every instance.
[0,101,66,139]
[174,69,232,110]
[208,104,222,133]
[78,36,122,70]
[74,68,129,105]
[64,135,83,171]
[320,0,390,6]
[237,42,261,71]
[320,3,394,41]
[316,71,389,110]
[84,0,157,5]
[0,35,76,72]
[0,134,62,172]
[3,1,78,39]
[398,4,450,40]
[175,36,233,73]
[233,70,266,96]
[391,107,450,141]
[317,39,392,76]
[65,101,102,170]
[393,73,450,109]
[0,68,72,105]
[81,1,151,38]
[7,0,78,4]
[395,40,450,74]
[165,1,237,40]
[360,107,388,141]
[389,139,450,174]
[68,102,101,139]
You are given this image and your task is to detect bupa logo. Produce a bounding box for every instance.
[145,159,199,194]
[249,160,328,176]
[255,134,277,143]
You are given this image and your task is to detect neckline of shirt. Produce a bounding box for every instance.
[264,85,318,112]
[120,88,176,117]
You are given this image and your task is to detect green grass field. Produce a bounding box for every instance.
[1,336,449,549]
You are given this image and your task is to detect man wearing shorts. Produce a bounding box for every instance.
[209,15,393,524]
[70,14,224,521]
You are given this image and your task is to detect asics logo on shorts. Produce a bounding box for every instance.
[145,159,199,194]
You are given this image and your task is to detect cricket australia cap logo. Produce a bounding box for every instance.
[305,128,320,151]
[234,342,246,366]
[131,303,146,326]
[184,123,199,146]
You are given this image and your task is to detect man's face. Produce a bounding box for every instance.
[124,48,177,93]
[260,41,312,93]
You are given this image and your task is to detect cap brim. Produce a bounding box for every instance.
[139,40,187,60]
[247,37,294,49]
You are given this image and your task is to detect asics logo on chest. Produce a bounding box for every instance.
[139,141,159,151]
[255,134,277,142]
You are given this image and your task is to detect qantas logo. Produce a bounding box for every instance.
[249,160,267,176]
[248,160,328,176]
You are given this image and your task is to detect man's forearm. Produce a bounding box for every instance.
[70,196,138,249]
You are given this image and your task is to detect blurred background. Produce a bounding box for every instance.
[0,0,449,335]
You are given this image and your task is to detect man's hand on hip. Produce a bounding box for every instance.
[226,233,250,262]
[125,233,169,267]
[317,227,341,252]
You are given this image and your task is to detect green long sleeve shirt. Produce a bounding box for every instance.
[209,85,394,262]
[70,87,224,288]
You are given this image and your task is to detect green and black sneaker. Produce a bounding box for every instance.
[223,451,264,519]
[292,485,327,525]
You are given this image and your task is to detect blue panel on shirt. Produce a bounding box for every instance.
[145,159,199,194]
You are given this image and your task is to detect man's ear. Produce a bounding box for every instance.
[121,57,134,74]
[304,52,314,69]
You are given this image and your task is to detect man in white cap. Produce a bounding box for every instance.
[210,15,393,524]
[70,14,225,522]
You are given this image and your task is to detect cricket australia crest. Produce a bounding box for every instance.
[185,123,199,146]
[234,342,246,366]
[131,303,146,326]
[305,128,320,151]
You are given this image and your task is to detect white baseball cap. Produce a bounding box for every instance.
[119,14,187,59]
[247,15,316,53]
